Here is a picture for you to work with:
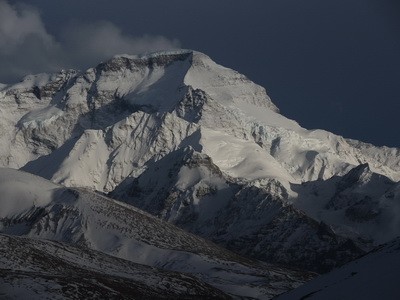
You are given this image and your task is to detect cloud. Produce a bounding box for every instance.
[60,21,181,68]
[0,1,59,82]
[0,1,181,83]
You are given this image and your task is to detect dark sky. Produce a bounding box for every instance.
[2,0,400,148]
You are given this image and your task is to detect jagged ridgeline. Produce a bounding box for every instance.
[1,50,400,297]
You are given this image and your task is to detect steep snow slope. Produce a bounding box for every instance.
[0,168,313,299]
[275,237,400,300]
[0,233,229,299]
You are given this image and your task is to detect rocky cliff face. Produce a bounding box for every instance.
[1,49,400,276]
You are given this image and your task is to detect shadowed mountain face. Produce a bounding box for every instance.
[111,146,366,273]
[1,49,400,297]
[275,237,400,300]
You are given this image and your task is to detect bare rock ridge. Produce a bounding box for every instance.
[1,49,400,298]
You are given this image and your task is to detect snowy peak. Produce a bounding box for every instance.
[76,51,178,112]
[329,162,394,208]
[6,49,290,192]
[96,49,280,113]
[291,163,400,248]
[187,51,280,112]
[108,49,193,70]
[338,163,373,187]
[111,146,227,222]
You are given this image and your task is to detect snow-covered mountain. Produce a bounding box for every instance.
[2,50,399,189]
[1,49,400,291]
[0,168,312,299]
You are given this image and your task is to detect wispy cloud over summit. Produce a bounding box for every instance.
[0,1,180,83]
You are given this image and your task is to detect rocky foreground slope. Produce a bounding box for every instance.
[0,233,230,299]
